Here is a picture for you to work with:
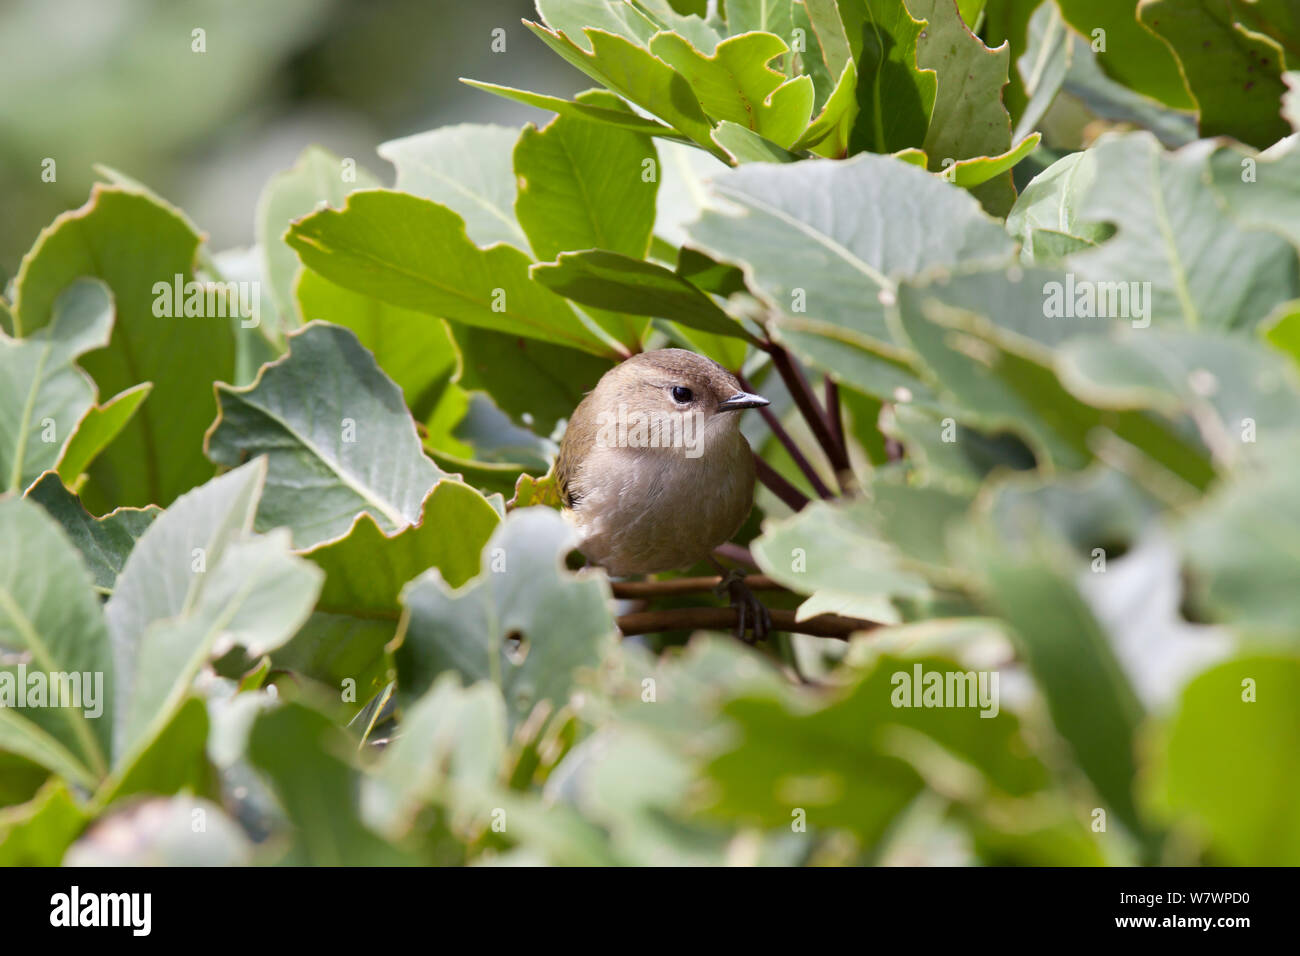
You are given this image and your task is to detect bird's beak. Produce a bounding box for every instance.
[717,391,770,412]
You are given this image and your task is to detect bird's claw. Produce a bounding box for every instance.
[714,569,772,645]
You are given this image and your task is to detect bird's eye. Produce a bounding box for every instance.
[671,386,694,404]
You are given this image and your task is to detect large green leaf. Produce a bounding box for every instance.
[248,702,411,865]
[277,482,500,695]
[395,508,616,727]
[207,322,444,548]
[953,519,1153,845]
[104,459,266,755]
[1068,133,1300,330]
[377,124,528,251]
[24,472,158,594]
[296,270,457,422]
[683,153,1014,380]
[1209,137,1300,254]
[514,91,660,346]
[514,94,659,262]
[1055,0,1195,109]
[909,0,1017,214]
[0,279,113,493]
[256,146,382,339]
[121,529,321,762]
[1138,0,1290,149]
[286,190,617,356]
[0,496,114,788]
[1005,149,1113,263]
[532,250,751,340]
[0,781,88,865]
[1147,655,1300,865]
[840,0,936,155]
[704,653,1048,846]
[11,186,234,510]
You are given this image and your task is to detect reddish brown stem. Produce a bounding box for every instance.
[737,370,834,499]
[765,344,852,482]
[753,451,811,512]
[616,607,881,640]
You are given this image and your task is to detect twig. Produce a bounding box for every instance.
[737,370,834,499]
[765,343,852,482]
[753,452,811,511]
[616,607,881,640]
[611,575,784,599]
[824,377,845,453]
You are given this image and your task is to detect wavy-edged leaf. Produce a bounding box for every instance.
[0,496,113,788]
[0,279,112,493]
[24,472,158,593]
[286,190,617,356]
[54,382,151,487]
[206,322,443,548]
[377,124,528,251]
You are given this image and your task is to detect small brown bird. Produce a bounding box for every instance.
[557,349,771,638]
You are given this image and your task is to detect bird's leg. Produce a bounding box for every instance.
[709,558,772,645]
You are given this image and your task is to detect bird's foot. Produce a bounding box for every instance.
[714,569,772,645]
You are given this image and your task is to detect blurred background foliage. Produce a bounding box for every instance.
[0,0,585,279]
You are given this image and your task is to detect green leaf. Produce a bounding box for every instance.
[104,459,266,755]
[953,520,1152,844]
[1147,655,1300,865]
[909,0,1018,214]
[841,0,936,155]
[532,250,751,340]
[804,0,853,80]
[365,674,507,840]
[649,31,815,150]
[54,383,152,487]
[0,781,88,865]
[395,508,616,727]
[1209,138,1300,254]
[100,696,216,805]
[12,186,234,510]
[704,653,1048,845]
[524,22,728,161]
[727,0,797,41]
[460,80,686,139]
[752,482,969,623]
[985,0,1047,121]
[377,124,529,251]
[286,190,617,356]
[452,324,614,436]
[207,322,444,548]
[1055,0,1195,109]
[793,61,859,157]
[256,146,381,340]
[0,279,113,493]
[278,482,501,694]
[515,94,659,261]
[514,91,660,346]
[1138,0,1290,149]
[0,496,113,788]
[710,121,803,163]
[248,702,412,865]
[946,133,1041,188]
[1005,149,1113,263]
[296,270,457,422]
[1069,132,1300,330]
[1179,459,1300,636]
[24,472,159,593]
[683,153,1015,364]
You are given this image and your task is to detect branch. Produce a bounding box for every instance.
[737,370,834,499]
[824,377,845,453]
[611,574,784,599]
[765,343,852,481]
[753,451,811,512]
[616,607,882,640]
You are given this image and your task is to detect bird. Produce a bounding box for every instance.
[556,348,772,640]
